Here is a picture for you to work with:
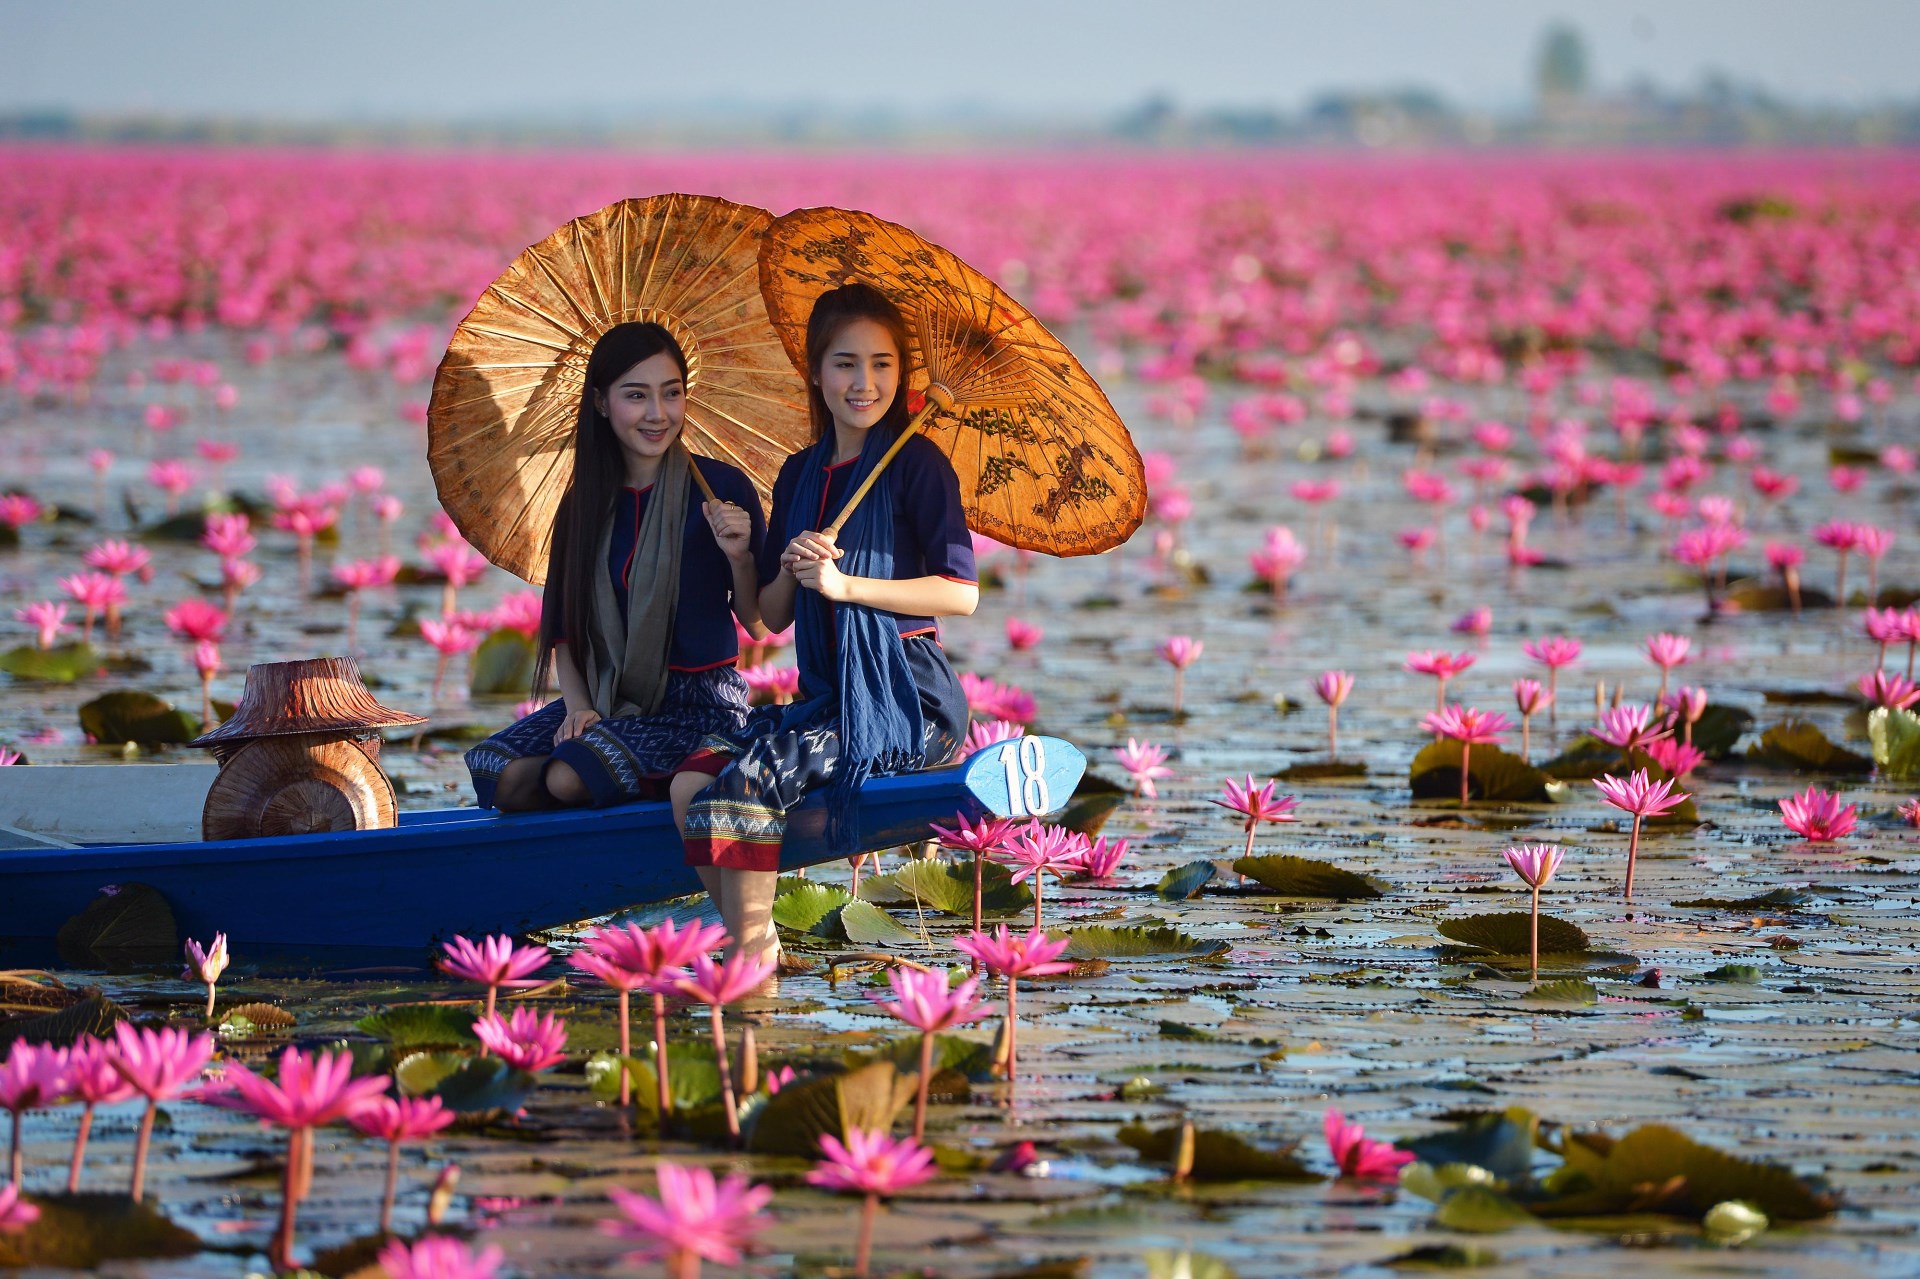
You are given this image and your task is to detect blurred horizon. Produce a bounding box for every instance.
[5,0,1920,148]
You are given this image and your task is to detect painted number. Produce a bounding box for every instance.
[997,737,1050,817]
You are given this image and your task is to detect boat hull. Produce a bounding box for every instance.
[0,736,1084,956]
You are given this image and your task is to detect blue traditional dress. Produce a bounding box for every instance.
[464,457,765,808]
[682,426,975,870]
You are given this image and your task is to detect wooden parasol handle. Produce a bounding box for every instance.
[823,384,955,538]
[681,442,719,505]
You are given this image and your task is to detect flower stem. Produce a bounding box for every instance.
[381,1141,400,1235]
[1624,814,1643,900]
[67,1103,95,1192]
[1241,822,1256,860]
[1006,977,1020,1086]
[616,990,631,1108]
[971,851,984,936]
[1327,705,1339,759]
[913,1031,933,1143]
[855,1192,879,1278]
[710,1004,740,1145]
[204,982,216,1021]
[672,1249,701,1279]
[1529,885,1541,984]
[1460,742,1472,808]
[273,1129,301,1271]
[7,1111,19,1188]
[129,1099,157,1200]
[653,992,673,1135]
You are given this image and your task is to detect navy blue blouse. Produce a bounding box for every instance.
[757,433,977,640]
[542,456,766,672]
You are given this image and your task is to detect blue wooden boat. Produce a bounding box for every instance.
[0,736,1084,959]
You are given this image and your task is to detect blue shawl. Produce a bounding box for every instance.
[780,424,926,848]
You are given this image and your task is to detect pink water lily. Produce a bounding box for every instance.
[182,931,229,1019]
[993,821,1086,928]
[1593,703,1673,754]
[1421,705,1510,808]
[438,933,550,1023]
[952,926,1072,1086]
[570,917,726,1113]
[59,1035,135,1192]
[676,950,777,1145]
[1157,635,1203,715]
[1502,842,1568,982]
[871,968,990,1140]
[0,1042,67,1189]
[1594,769,1692,899]
[377,1237,505,1279]
[12,601,68,651]
[930,812,1020,933]
[471,1007,569,1072]
[603,1161,772,1274]
[1778,786,1857,843]
[110,1023,214,1201]
[1405,649,1476,711]
[1213,775,1299,857]
[809,1128,938,1278]
[1314,670,1354,757]
[1112,738,1173,798]
[348,1095,456,1234]
[1324,1109,1414,1181]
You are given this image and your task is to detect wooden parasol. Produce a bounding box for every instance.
[758,206,1145,556]
[428,194,813,584]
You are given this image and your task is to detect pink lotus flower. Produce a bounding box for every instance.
[439,934,550,1022]
[1643,632,1693,702]
[1813,521,1862,603]
[145,459,195,514]
[1859,670,1920,711]
[952,925,1072,1085]
[1854,525,1896,603]
[428,539,490,616]
[348,465,386,494]
[0,1182,36,1235]
[83,539,152,580]
[871,967,990,1140]
[420,618,480,699]
[219,557,261,611]
[490,590,543,637]
[110,1023,215,1201]
[164,597,227,643]
[1315,670,1354,757]
[1250,526,1307,598]
[810,1128,937,1277]
[59,1035,136,1192]
[1324,1109,1414,1181]
[1113,738,1173,798]
[572,917,725,1119]
[377,1237,505,1279]
[676,951,777,1144]
[1073,834,1130,880]
[1502,842,1567,981]
[1593,703,1673,754]
[1451,606,1493,638]
[1158,635,1202,715]
[13,601,68,650]
[57,572,124,644]
[1,1041,68,1188]
[349,1095,457,1234]
[0,495,39,530]
[994,821,1087,927]
[1005,617,1043,651]
[602,1162,772,1272]
[183,931,229,1019]
[1422,705,1510,808]
[959,673,1036,724]
[1404,649,1476,710]
[740,662,802,705]
[1594,769,1692,899]
[1898,799,1920,828]
[1512,678,1550,758]
[472,1007,569,1072]
[1521,635,1581,708]
[958,717,1024,761]
[930,812,1022,932]
[1213,775,1299,856]
[1778,787,1857,843]
[1643,737,1707,780]
[202,512,256,559]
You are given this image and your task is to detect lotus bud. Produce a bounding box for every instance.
[1703,1199,1767,1245]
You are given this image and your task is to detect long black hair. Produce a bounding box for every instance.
[803,282,914,445]
[534,321,689,695]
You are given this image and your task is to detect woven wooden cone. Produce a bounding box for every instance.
[202,736,398,841]
[192,656,424,749]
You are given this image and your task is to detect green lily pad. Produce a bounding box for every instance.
[1402,1108,1537,1181]
[0,994,129,1052]
[468,628,536,697]
[863,858,1032,917]
[746,1061,916,1156]
[432,1055,539,1114]
[844,1033,990,1102]
[1383,1242,1502,1269]
[0,1192,201,1267]
[1438,913,1589,956]
[1868,707,1920,781]
[1540,1124,1835,1221]
[1701,964,1764,984]
[1672,889,1809,911]
[54,884,178,967]
[771,882,852,934]
[1745,720,1874,775]
[1144,1252,1238,1279]
[1117,1123,1314,1181]
[1156,859,1218,900]
[609,893,724,932]
[357,1004,480,1049]
[1538,735,1628,780]
[1410,740,1549,802]
[588,1044,724,1111]
[1527,978,1598,1005]
[393,1051,467,1097]
[77,690,201,744]
[1059,925,1228,960]
[1433,1185,1538,1234]
[1691,704,1754,760]
[1052,771,1126,837]
[1232,854,1386,899]
[0,642,104,682]
[837,899,917,946]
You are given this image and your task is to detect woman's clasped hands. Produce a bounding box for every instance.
[783,530,853,601]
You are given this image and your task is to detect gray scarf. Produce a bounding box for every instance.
[585,443,689,719]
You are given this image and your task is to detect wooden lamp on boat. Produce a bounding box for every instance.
[189,657,425,841]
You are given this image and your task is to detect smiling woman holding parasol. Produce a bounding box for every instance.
[428,195,812,843]
[680,208,1146,964]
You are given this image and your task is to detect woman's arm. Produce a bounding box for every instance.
[705,498,770,639]
[790,555,979,617]
[551,642,601,742]
[758,565,801,633]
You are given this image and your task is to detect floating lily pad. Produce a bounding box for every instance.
[0,994,128,1052]
[1527,978,1598,1005]
[1540,1124,1835,1221]
[1052,772,1126,837]
[1701,964,1764,984]
[771,882,853,934]
[433,1055,538,1114]
[220,1002,295,1031]
[394,1051,467,1097]
[0,1192,201,1267]
[1432,1186,1538,1234]
[1402,1108,1537,1180]
[1156,859,1218,900]
[589,1043,723,1112]
[1673,888,1809,911]
[837,899,917,946]
[55,884,178,967]
[1144,1252,1238,1279]
[1383,1242,1501,1269]
[609,893,724,932]
[1538,735,1627,780]
[1117,1123,1314,1181]
[1724,578,1834,612]
[357,1003,480,1049]
[1059,925,1228,960]
[1690,704,1753,760]
[1438,913,1589,956]
[863,858,1031,917]
[746,1061,915,1157]
[1410,740,1549,802]
[1232,854,1386,899]
[468,628,536,697]
[1746,720,1874,775]
[77,690,201,744]
[1867,707,1920,781]
[0,642,104,683]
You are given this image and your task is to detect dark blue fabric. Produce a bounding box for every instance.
[541,456,766,671]
[758,434,977,639]
[778,426,926,848]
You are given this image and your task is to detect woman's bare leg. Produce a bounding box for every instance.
[670,771,724,902]
[493,756,553,811]
[543,759,592,806]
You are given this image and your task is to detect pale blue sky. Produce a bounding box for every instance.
[3,0,1914,121]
